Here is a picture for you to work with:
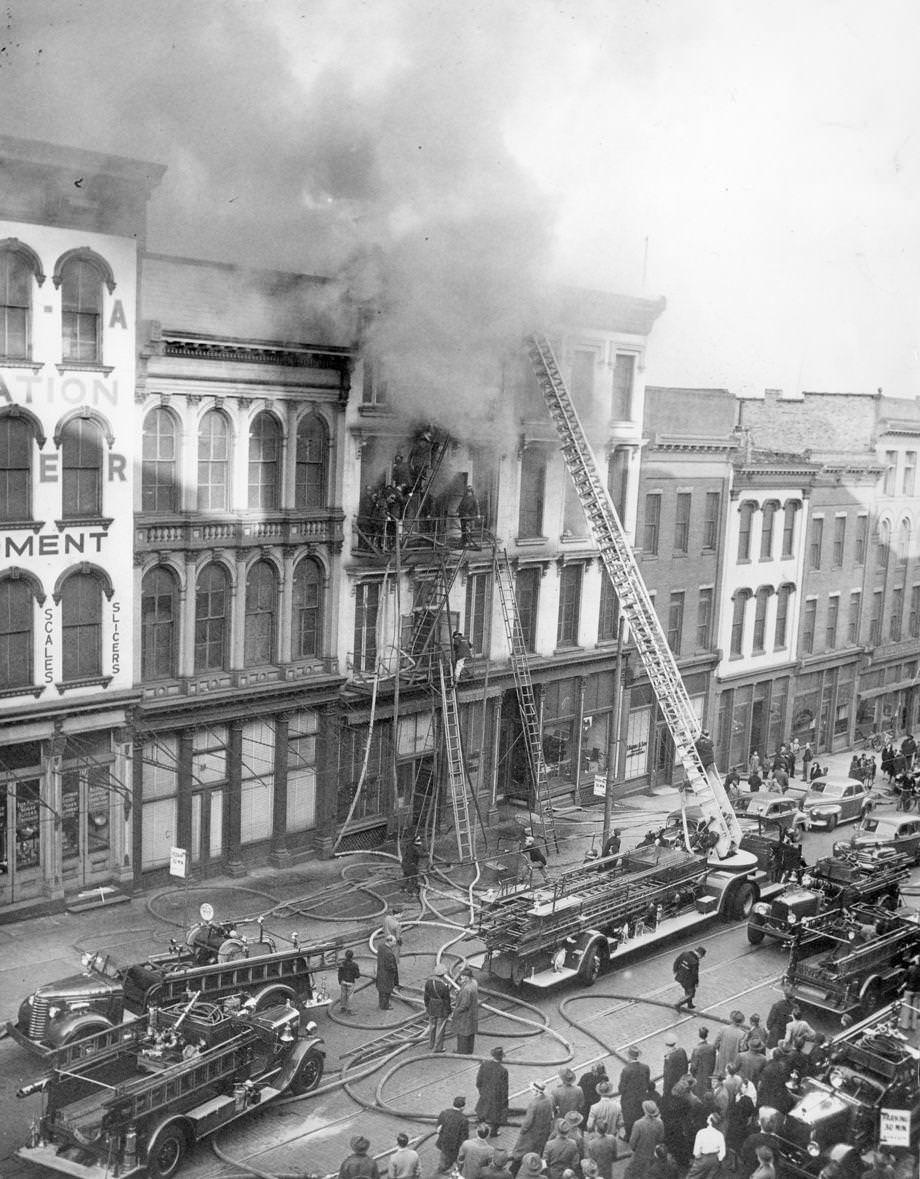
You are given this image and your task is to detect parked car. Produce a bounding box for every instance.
[838,813,920,865]
[799,776,874,830]
[734,791,807,832]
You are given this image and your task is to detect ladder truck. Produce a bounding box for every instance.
[526,335,745,863]
[16,996,324,1179]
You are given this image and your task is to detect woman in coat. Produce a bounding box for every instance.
[623,1100,664,1179]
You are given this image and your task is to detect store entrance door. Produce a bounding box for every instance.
[191,789,224,875]
[61,764,113,892]
[0,776,43,906]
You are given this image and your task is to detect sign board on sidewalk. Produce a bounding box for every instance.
[169,847,188,879]
[593,774,607,798]
[880,1107,911,1147]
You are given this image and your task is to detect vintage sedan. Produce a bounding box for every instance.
[799,777,874,831]
[734,791,808,832]
[839,813,920,865]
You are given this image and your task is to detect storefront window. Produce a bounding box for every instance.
[791,675,819,746]
[624,706,651,779]
[835,672,854,737]
[287,711,317,833]
[15,780,40,871]
[581,671,616,777]
[729,684,753,768]
[142,736,178,871]
[240,719,274,845]
[542,679,576,781]
[337,725,390,823]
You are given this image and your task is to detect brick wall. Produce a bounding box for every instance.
[739,391,878,454]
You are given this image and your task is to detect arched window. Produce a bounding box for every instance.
[737,502,755,561]
[775,583,795,649]
[142,408,178,513]
[60,257,103,363]
[752,587,773,652]
[248,412,281,510]
[760,501,778,560]
[0,416,32,521]
[876,519,891,574]
[295,414,328,509]
[898,518,912,566]
[781,500,800,557]
[61,417,103,517]
[195,563,229,672]
[730,589,751,657]
[141,567,179,681]
[0,578,33,688]
[197,410,230,511]
[0,250,31,359]
[244,560,277,665]
[61,572,102,680]
[292,558,323,659]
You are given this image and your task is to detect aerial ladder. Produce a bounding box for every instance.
[437,656,476,862]
[494,550,559,851]
[526,335,745,861]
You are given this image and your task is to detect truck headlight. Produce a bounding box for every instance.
[786,912,798,926]
[753,903,770,916]
[551,948,567,973]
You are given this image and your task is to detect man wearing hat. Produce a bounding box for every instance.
[476,1046,509,1137]
[424,962,453,1053]
[436,1097,470,1173]
[756,1047,794,1115]
[694,729,715,769]
[457,1123,495,1178]
[601,828,622,859]
[338,1134,380,1179]
[401,835,423,897]
[454,965,480,1055]
[515,1154,546,1178]
[690,1027,717,1101]
[662,1034,689,1099]
[586,1080,621,1136]
[510,1084,554,1175]
[618,1044,651,1136]
[375,935,399,1011]
[541,1121,579,1179]
[624,1101,663,1178]
[714,1010,747,1075]
[551,1067,584,1119]
[673,944,706,1011]
[578,1061,608,1111]
[479,1147,512,1179]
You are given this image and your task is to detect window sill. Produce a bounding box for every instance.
[736,557,752,565]
[553,643,584,655]
[0,358,43,372]
[516,536,549,547]
[1,519,44,533]
[357,403,393,417]
[55,363,115,376]
[55,517,113,532]
[0,683,45,699]
[56,675,113,695]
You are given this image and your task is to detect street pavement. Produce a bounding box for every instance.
[0,741,908,1178]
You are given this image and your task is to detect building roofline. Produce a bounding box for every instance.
[0,134,166,188]
[143,250,332,286]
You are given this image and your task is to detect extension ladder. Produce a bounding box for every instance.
[438,656,475,862]
[526,335,743,858]
[402,549,467,678]
[494,549,559,851]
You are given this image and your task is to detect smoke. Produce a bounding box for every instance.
[0,0,561,440]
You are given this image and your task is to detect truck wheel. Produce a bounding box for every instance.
[724,882,756,922]
[147,1122,189,1179]
[578,944,603,986]
[290,1047,325,1094]
[861,978,883,1015]
[510,960,527,989]
[60,1017,113,1046]
[747,924,765,945]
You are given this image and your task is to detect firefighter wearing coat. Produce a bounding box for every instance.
[674,945,706,1011]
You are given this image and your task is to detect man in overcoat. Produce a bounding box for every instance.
[475,1046,509,1136]
[375,935,399,1010]
[423,962,452,1052]
[510,1082,554,1175]
[617,1044,651,1135]
[453,965,479,1054]
[435,1096,470,1173]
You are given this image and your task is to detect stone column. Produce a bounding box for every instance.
[112,726,133,887]
[225,719,245,876]
[42,730,66,902]
[269,712,292,868]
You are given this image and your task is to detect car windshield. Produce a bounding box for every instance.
[861,817,881,833]
[810,782,846,798]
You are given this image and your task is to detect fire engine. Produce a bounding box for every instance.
[16,994,324,1178]
[5,903,338,1053]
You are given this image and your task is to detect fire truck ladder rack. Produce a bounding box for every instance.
[480,852,706,954]
[494,549,558,851]
[526,334,743,860]
[437,655,475,862]
[791,909,920,987]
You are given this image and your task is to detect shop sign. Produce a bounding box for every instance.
[169,847,188,879]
